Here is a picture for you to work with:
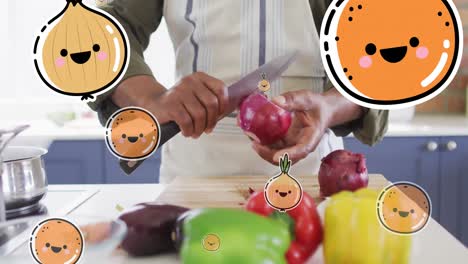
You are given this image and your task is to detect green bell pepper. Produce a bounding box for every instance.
[324,189,411,264]
[175,208,291,264]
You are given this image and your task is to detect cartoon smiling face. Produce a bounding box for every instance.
[36,0,128,99]
[265,174,302,211]
[264,155,302,212]
[105,107,160,160]
[265,182,302,211]
[321,0,462,107]
[202,234,220,251]
[30,218,84,264]
[377,182,431,234]
[258,79,271,92]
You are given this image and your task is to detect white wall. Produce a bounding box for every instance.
[0,3,7,98]
[1,0,175,117]
[0,1,8,92]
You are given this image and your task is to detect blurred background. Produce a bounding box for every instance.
[0,0,467,246]
[416,0,468,114]
[0,0,174,184]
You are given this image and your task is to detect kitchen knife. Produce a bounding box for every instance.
[158,51,298,146]
[119,51,298,175]
[225,51,298,114]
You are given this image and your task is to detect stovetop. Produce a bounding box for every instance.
[0,188,98,256]
[6,203,48,220]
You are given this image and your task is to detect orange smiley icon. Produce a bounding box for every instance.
[33,0,129,101]
[30,218,84,264]
[105,107,160,161]
[321,0,463,109]
[377,182,432,234]
[264,154,303,212]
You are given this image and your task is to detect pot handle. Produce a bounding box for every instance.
[0,124,30,154]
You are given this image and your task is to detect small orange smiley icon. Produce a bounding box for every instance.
[202,234,220,251]
[105,107,160,161]
[30,218,84,264]
[257,73,271,92]
[377,182,431,234]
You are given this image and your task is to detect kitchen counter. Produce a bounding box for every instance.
[9,115,468,145]
[6,184,468,263]
[8,119,105,141]
[386,115,468,137]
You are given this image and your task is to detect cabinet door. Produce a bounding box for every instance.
[344,137,441,220]
[439,136,468,246]
[104,149,162,183]
[44,141,105,184]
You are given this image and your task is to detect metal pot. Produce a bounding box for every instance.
[0,125,31,222]
[1,146,48,211]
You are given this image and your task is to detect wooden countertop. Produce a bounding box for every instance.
[157,174,389,208]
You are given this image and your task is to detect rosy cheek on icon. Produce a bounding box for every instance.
[55,58,66,68]
[42,247,48,253]
[359,56,372,68]
[97,51,108,61]
[141,138,147,143]
[64,249,70,255]
[416,46,429,59]
[119,138,125,144]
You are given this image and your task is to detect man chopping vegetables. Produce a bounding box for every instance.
[89,0,388,183]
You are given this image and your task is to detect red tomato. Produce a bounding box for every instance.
[245,191,274,216]
[288,192,322,256]
[294,214,322,253]
[246,190,322,262]
[286,241,308,264]
[288,192,316,219]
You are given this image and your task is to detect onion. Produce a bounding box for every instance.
[119,203,189,256]
[237,92,292,145]
[318,150,368,197]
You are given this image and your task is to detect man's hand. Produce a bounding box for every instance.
[147,72,228,138]
[113,73,228,139]
[252,90,329,164]
[252,89,364,165]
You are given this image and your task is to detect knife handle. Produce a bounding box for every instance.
[118,121,180,175]
[159,121,181,146]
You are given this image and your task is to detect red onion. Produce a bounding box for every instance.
[237,92,292,145]
[318,149,368,197]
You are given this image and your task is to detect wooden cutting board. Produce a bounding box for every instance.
[157,175,389,208]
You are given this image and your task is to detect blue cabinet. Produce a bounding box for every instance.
[344,137,441,218]
[104,148,162,183]
[44,141,106,184]
[438,137,468,247]
[45,140,162,184]
[344,136,468,247]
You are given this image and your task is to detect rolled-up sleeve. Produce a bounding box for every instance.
[87,0,164,125]
[324,79,389,146]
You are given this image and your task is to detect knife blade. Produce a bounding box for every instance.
[157,50,298,146]
[225,51,298,114]
[119,51,298,174]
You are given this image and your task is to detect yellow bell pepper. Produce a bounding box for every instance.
[324,189,411,264]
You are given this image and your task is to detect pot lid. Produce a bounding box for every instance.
[1,146,48,163]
